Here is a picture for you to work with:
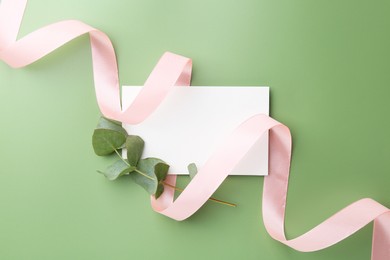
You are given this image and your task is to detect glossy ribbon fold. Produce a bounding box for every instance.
[1,0,389,259]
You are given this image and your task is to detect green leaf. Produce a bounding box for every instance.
[126,135,145,166]
[187,163,198,179]
[155,183,165,199]
[92,117,128,156]
[154,162,169,182]
[130,158,168,195]
[96,116,127,135]
[154,162,169,199]
[98,159,134,181]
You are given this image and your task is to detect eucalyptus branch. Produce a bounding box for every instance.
[93,116,237,204]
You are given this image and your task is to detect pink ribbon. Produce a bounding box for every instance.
[1,0,389,259]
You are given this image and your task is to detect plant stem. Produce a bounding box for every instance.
[111,148,156,181]
[134,168,156,181]
[163,182,237,207]
[113,148,130,166]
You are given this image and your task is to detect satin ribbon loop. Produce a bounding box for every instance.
[119,52,192,125]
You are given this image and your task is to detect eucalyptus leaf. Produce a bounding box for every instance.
[155,183,164,199]
[187,163,198,179]
[154,162,169,182]
[126,135,145,166]
[130,158,167,195]
[92,117,128,156]
[98,159,134,181]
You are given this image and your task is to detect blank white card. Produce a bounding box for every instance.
[122,86,269,176]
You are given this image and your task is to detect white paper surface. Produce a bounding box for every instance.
[122,86,269,176]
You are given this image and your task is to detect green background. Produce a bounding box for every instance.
[1,0,389,259]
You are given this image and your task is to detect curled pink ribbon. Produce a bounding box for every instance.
[1,0,389,259]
